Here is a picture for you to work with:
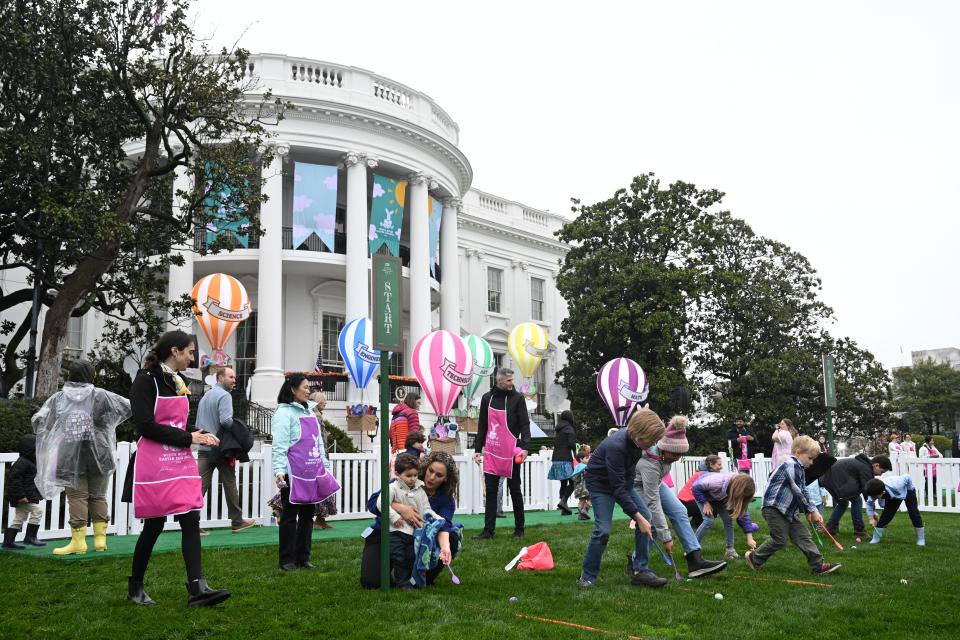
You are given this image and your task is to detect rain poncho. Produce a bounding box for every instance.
[32,382,131,499]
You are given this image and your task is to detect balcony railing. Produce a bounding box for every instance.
[303,372,422,405]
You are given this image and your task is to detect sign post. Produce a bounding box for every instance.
[372,254,403,592]
[822,354,837,455]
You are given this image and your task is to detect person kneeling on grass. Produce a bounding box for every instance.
[864,476,925,546]
[388,454,444,589]
[630,416,727,584]
[745,436,841,576]
[576,409,661,589]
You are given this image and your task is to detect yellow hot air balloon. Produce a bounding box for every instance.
[508,322,549,378]
[192,273,251,364]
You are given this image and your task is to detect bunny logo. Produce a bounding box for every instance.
[382,208,395,230]
[311,432,322,460]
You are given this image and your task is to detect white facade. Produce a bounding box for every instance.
[911,347,960,370]
[9,54,570,422]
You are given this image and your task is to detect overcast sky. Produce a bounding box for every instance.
[194,0,959,371]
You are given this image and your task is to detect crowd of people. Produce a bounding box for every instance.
[1,330,946,606]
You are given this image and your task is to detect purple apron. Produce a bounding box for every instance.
[133,382,203,519]
[288,415,341,504]
[482,406,517,478]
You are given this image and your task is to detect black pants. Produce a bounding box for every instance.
[279,485,315,566]
[559,478,575,505]
[131,510,202,582]
[876,489,923,529]
[390,531,415,587]
[484,464,524,533]
[683,499,703,529]
[360,529,462,589]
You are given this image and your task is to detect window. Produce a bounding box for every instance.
[490,353,504,389]
[533,364,547,415]
[487,267,503,313]
[321,314,346,371]
[63,316,84,360]
[530,277,545,321]
[389,346,405,376]
[234,311,257,395]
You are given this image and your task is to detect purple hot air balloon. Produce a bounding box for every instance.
[597,358,649,427]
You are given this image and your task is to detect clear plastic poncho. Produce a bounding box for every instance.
[32,382,132,500]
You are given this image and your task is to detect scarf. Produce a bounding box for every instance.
[160,362,190,396]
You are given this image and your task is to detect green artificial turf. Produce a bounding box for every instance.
[1,508,956,640]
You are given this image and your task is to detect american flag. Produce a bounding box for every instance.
[314,344,323,373]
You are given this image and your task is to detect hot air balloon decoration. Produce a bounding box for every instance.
[191,273,251,365]
[596,357,649,427]
[508,322,549,379]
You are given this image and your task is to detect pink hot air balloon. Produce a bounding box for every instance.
[597,357,649,427]
[412,330,474,418]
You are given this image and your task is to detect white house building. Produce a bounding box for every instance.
[10,54,570,428]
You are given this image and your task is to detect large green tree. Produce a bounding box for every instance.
[892,359,960,433]
[555,173,726,438]
[0,0,280,396]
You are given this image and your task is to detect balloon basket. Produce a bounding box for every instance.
[454,416,478,433]
[428,437,458,455]
[346,414,377,433]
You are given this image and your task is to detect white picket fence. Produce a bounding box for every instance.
[4,446,960,541]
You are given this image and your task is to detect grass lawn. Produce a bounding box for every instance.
[1,507,956,640]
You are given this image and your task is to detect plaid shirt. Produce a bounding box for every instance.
[762,456,815,520]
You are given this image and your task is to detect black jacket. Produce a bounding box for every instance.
[475,387,531,453]
[584,428,644,518]
[122,366,197,503]
[817,453,874,501]
[7,434,42,506]
[210,418,254,464]
[725,426,756,458]
[552,418,577,464]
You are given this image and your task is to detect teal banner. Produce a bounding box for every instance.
[204,161,249,248]
[293,162,338,251]
[369,174,406,256]
[429,197,442,277]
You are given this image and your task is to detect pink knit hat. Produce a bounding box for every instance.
[658,419,689,454]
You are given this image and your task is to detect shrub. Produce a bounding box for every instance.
[325,421,356,453]
[0,397,44,452]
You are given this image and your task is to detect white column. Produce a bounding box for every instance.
[250,143,288,405]
[167,164,195,322]
[407,172,434,372]
[342,151,376,404]
[440,197,461,334]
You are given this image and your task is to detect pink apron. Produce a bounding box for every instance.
[288,415,341,504]
[482,406,517,478]
[736,435,752,471]
[133,382,203,519]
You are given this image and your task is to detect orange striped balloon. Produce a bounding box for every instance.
[191,273,251,353]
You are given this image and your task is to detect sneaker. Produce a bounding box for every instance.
[724,548,740,560]
[576,577,595,588]
[231,519,257,533]
[577,512,591,521]
[199,529,210,537]
[631,570,668,588]
[853,529,867,537]
[812,563,841,575]
[744,550,762,571]
[473,530,494,540]
[558,503,573,516]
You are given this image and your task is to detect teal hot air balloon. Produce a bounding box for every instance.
[463,335,494,402]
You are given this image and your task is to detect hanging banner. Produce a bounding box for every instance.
[369,174,406,256]
[204,161,250,248]
[293,162,338,251]
[429,197,442,278]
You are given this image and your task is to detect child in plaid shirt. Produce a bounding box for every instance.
[746,435,841,575]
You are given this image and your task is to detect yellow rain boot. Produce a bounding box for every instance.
[93,522,108,552]
[53,527,87,556]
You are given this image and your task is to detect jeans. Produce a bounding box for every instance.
[696,501,735,548]
[632,483,701,570]
[390,531,415,587]
[580,488,652,583]
[827,495,864,531]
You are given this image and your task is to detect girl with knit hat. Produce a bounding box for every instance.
[630,416,727,581]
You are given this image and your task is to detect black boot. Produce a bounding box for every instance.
[186,578,231,607]
[23,524,46,547]
[127,577,156,605]
[558,502,573,516]
[2,528,25,550]
[685,549,727,578]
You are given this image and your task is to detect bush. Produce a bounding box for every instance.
[911,433,951,455]
[325,421,356,453]
[0,397,44,452]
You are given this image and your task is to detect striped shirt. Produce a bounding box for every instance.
[762,456,814,520]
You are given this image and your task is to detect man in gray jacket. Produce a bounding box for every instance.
[197,367,255,533]
[631,416,726,581]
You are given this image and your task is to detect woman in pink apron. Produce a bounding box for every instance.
[473,368,531,540]
[122,331,230,607]
[272,375,340,571]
